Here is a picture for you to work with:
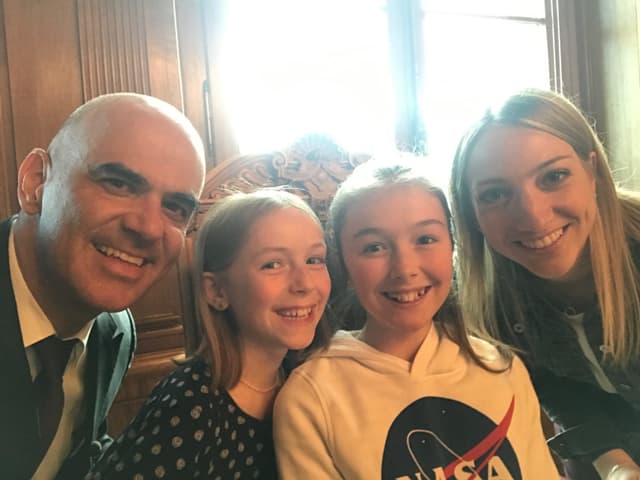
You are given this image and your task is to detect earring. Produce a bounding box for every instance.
[213,299,228,311]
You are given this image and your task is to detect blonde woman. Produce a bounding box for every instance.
[450,88,640,479]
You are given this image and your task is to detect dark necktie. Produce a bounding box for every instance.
[32,336,76,455]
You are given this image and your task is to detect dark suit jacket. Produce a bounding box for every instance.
[0,218,136,479]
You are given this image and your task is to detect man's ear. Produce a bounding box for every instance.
[202,272,229,311]
[17,148,50,214]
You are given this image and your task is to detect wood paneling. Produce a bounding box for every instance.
[78,0,151,97]
[176,0,210,168]
[128,263,185,355]
[4,0,84,161]
[588,1,640,189]
[201,0,239,166]
[142,0,182,107]
[0,1,17,218]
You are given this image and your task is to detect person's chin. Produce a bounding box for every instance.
[284,333,317,352]
[525,261,575,282]
[82,285,144,313]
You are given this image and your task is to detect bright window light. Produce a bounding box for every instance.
[421,1,550,189]
[220,0,395,154]
[218,0,550,178]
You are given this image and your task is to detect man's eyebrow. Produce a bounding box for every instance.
[89,162,200,208]
[166,191,199,211]
[88,162,149,189]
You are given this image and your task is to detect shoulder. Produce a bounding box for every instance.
[465,337,536,397]
[157,358,213,397]
[467,335,512,371]
[141,358,215,420]
[287,331,361,374]
[278,354,335,408]
[93,360,216,476]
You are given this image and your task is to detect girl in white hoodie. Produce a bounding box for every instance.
[273,157,559,480]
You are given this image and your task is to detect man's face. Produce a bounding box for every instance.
[32,103,205,317]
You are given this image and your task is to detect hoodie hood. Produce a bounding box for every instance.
[315,326,507,380]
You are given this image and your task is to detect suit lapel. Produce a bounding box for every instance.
[83,312,127,440]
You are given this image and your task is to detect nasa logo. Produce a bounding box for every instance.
[381,396,521,480]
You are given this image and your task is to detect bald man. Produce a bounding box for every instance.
[0,94,206,479]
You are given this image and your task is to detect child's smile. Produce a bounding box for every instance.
[340,184,453,359]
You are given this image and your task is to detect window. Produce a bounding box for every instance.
[219,0,395,154]
[217,0,553,186]
[419,0,550,187]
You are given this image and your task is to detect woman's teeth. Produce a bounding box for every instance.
[520,227,564,250]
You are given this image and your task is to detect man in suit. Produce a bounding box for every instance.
[0,93,206,479]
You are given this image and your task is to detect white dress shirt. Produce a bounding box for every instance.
[563,310,617,394]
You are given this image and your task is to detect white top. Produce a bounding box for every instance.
[9,224,94,479]
[274,326,560,479]
[562,311,617,394]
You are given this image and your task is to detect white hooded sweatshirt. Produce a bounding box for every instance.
[274,327,559,480]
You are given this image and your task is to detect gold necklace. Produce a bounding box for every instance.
[238,373,282,393]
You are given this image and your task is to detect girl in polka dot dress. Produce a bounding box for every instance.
[87,189,334,479]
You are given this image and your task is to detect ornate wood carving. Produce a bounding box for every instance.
[192,134,371,232]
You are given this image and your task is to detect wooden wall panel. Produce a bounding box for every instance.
[78,0,151,97]
[202,0,240,166]
[127,263,185,355]
[176,0,210,168]
[591,1,640,189]
[142,0,182,108]
[0,0,17,218]
[4,0,84,161]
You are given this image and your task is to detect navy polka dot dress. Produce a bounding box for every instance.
[86,358,277,479]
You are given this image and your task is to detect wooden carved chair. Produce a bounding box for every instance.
[182,134,371,355]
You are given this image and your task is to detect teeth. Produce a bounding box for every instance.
[384,288,427,303]
[97,245,145,267]
[277,308,312,318]
[520,227,564,249]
